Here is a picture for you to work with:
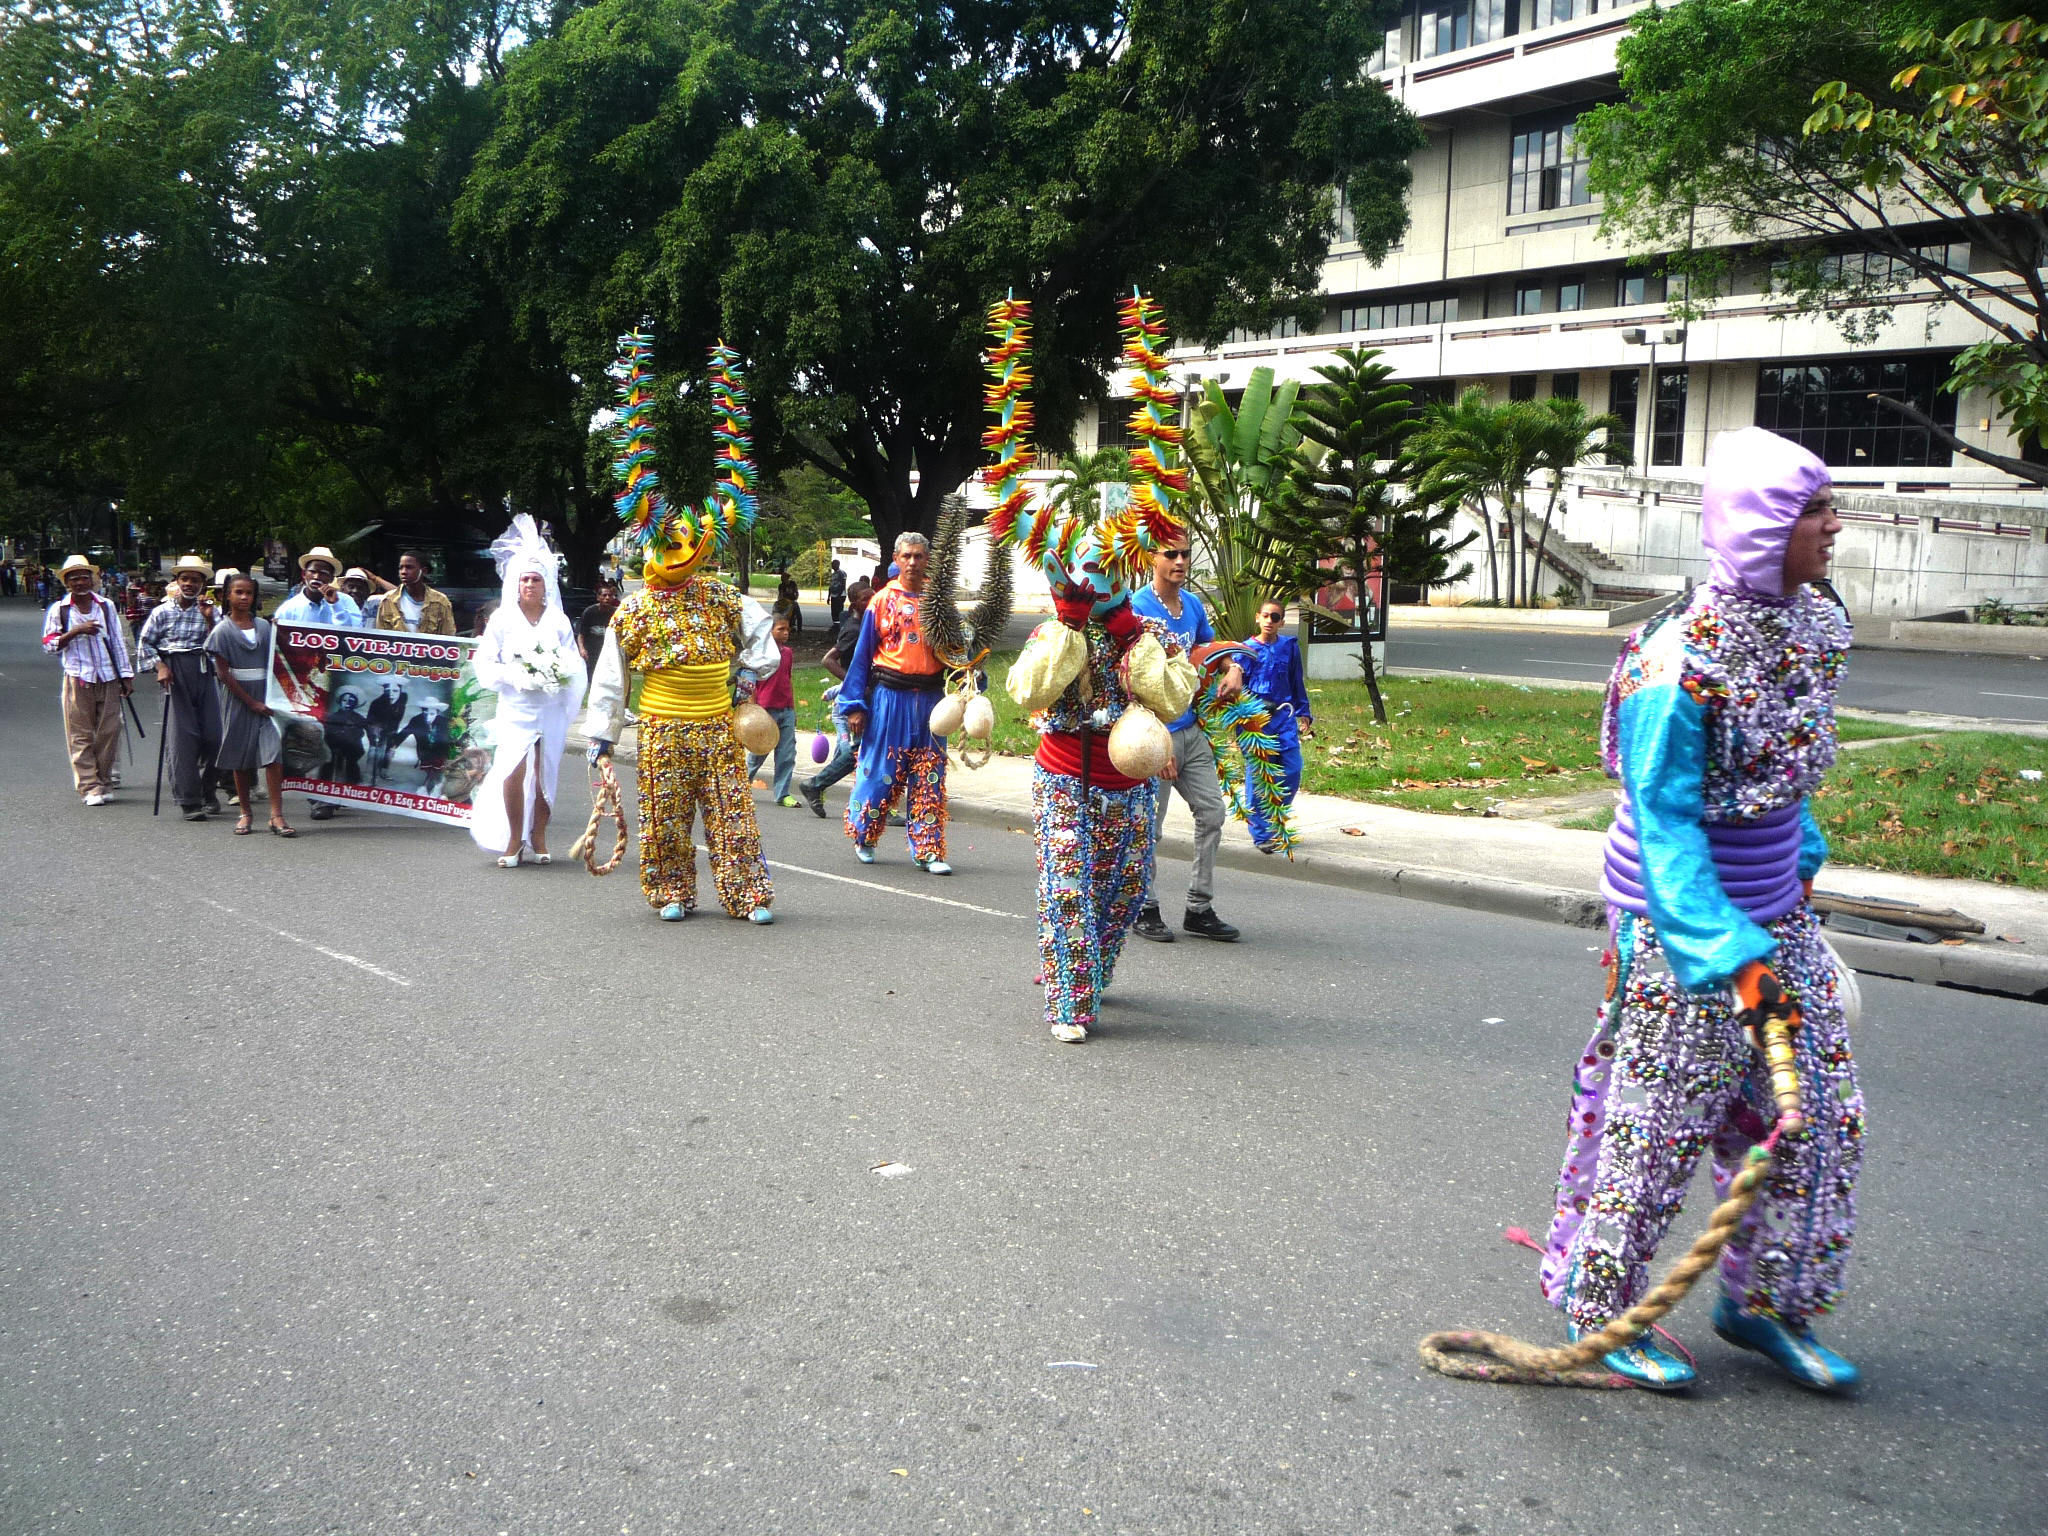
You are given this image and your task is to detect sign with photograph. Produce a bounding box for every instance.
[266,622,498,825]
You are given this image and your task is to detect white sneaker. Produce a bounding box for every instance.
[83,791,107,807]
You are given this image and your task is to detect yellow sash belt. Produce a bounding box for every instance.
[638,662,731,721]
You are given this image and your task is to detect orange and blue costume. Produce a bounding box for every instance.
[838,577,948,863]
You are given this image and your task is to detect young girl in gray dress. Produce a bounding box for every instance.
[206,573,296,837]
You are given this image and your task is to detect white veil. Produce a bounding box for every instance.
[490,512,562,614]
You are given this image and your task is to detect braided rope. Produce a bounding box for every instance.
[1420,1012,1803,1389]
[570,755,630,876]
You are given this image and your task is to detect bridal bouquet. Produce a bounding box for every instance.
[510,642,572,695]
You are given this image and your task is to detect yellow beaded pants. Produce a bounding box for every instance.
[636,716,773,917]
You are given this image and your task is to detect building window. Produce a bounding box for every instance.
[1551,372,1580,401]
[1538,0,1601,24]
[1337,292,1458,331]
[1509,108,1592,215]
[1651,366,1689,466]
[1333,181,1358,246]
[1771,241,1971,291]
[1556,275,1587,312]
[1225,315,1301,345]
[1754,355,1958,467]
[1608,369,1640,455]
[1416,1,1512,60]
[1620,268,1664,307]
[1514,282,1544,317]
[1510,375,1539,402]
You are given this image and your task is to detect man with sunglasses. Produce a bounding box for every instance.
[1129,542,1245,942]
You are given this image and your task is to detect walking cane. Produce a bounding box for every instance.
[94,616,145,739]
[152,685,170,816]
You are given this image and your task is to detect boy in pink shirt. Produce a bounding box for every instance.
[748,613,800,805]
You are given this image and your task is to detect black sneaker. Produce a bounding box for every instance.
[308,803,336,821]
[798,780,827,819]
[181,806,208,822]
[1132,904,1174,943]
[1183,907,1240,942]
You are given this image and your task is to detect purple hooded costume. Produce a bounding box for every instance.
[1541,427,1865,1333]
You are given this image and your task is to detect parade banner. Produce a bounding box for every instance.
[266,622,497,826]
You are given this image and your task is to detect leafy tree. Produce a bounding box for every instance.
[754,464,872,573]
[1262,347,1457,722]
[1806,16,2048,473]
[458,0,1424,551]
[1182,367,1308,639]
[1576,0,2048,483]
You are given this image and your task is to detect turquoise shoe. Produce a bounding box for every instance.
[1569,1322,1697,1392]
[1712,1298,1860,1392]
[658,902,689,922]
[747,906,774,925]
[854,844,875,865]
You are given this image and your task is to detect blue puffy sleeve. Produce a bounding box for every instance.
[837,607,880,716]
[1616,681,1778,992]
[1798,802,1828,882]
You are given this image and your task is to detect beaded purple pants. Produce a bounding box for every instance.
[1541,904,1865,1330]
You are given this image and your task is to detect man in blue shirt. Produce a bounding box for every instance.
[1129,540,1245,942]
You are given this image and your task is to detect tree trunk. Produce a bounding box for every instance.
[1352,535,1387,724]
[1532,478,1565,607]
[1480,498,1499,604]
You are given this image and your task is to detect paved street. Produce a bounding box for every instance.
[2,604,2044,1535]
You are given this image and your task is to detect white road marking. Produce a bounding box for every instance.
[768,860,1028,921]
[1521,658,1612,668]
[151,878,413,985]
[1980,690,2048,702]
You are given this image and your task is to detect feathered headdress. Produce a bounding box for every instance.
[982,289,1188,609]
[607,324,760,558]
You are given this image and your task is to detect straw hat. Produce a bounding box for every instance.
[57,554,99,580]
[341,566,372,586]
[298,546,343,575]
[171,553,214,581]
[213,566,242,587]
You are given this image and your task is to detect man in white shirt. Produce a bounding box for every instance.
[41,555,135,805]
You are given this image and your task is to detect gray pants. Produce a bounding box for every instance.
[162,650,222,809]
[1148,724,1225,914]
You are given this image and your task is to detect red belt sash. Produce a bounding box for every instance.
[1035,730,1144,792]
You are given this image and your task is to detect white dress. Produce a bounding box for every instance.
[468,604,588,853]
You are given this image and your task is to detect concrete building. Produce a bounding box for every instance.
[1065,0,2047,617]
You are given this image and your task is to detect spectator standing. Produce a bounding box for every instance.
[827,559,847,627]
[0,560,15,598]
[775,567,803,634]
[341,568,380,626]
[747,612,800,806]
[1130,539,1247,943]
[42,555,135,805]
[206,572,295,836]
[274,546,362,819]
[373,550,457,634]
[575,576,621,680]
[138,554,226,821]
[797,575,870,817]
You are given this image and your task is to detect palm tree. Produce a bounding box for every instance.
[1409,388,1547,605]
[1529,397,1633,604]
[1048,446,1133,524]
